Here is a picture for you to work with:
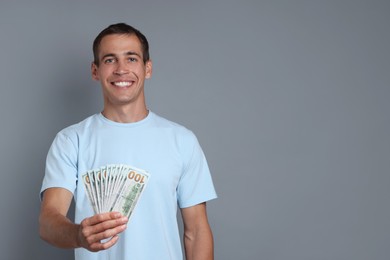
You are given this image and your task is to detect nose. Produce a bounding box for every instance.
[114,60,129,75]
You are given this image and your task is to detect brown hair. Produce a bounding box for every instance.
[93,23,150,65]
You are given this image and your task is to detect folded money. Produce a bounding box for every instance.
[82,164,150,219]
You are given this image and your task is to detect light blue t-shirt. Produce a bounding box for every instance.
[40,111,217,260]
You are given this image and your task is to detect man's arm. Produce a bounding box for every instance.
[39,187,128,252]
[181,202,214,260]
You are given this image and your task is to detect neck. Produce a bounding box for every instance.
[102,104,149,123]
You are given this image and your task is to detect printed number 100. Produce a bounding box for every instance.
[128,171,145,183]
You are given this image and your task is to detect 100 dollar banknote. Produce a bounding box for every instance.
[82,164,150,219]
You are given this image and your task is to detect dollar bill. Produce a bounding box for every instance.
[82,164,150,219]
[111,167,149,218]
[83,171,97,214]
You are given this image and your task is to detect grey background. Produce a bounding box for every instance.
[0,0,389,259]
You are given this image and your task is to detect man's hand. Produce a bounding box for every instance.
[40,188,128,251]
[77,212,128,252]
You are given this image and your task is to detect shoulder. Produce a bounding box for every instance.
[150,113,203,162]
[54,114,99,144]
[150,112,198,142]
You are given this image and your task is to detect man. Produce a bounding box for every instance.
[39,23,217,260]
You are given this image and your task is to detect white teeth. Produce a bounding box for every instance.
[113,81,131,87]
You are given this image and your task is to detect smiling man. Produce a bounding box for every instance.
[39,23,217,260]
[92,33,152,122]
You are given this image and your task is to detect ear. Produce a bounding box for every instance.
[145,60,153,79]
[91,62,99,81]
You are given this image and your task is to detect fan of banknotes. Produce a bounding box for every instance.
[82,164,150,218]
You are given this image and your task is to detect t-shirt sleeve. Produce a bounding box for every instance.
[177,132,217,208]
[40,131,78,200]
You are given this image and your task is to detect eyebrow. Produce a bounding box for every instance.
[101,51,142,61]
[125,51,142,58]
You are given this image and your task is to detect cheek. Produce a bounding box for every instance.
[133,68,147,78]
[96,69,112,81]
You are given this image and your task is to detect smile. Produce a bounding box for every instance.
[112,81,133,87]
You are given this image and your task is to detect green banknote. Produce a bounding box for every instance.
[82,164,150,220]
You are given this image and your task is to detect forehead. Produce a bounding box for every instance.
[98,34,143,58]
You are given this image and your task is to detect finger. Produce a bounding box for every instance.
[82,216,128,237]
[83,212,123,227]
[87,223,127,244]
[90,235,120,252]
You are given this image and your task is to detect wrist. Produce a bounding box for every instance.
[74,224,83,248]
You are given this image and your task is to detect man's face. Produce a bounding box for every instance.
[91,34,152,109]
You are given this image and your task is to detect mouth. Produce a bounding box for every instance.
[111,81,134,88]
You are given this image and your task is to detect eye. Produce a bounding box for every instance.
[104,58,115,64]
[128,57,138,62]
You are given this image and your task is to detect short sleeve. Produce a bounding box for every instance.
[177,132,217,208]
[40,132,78,200]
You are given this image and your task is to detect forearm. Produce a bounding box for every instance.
[39,208,80,249]
[184,227,214,260]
